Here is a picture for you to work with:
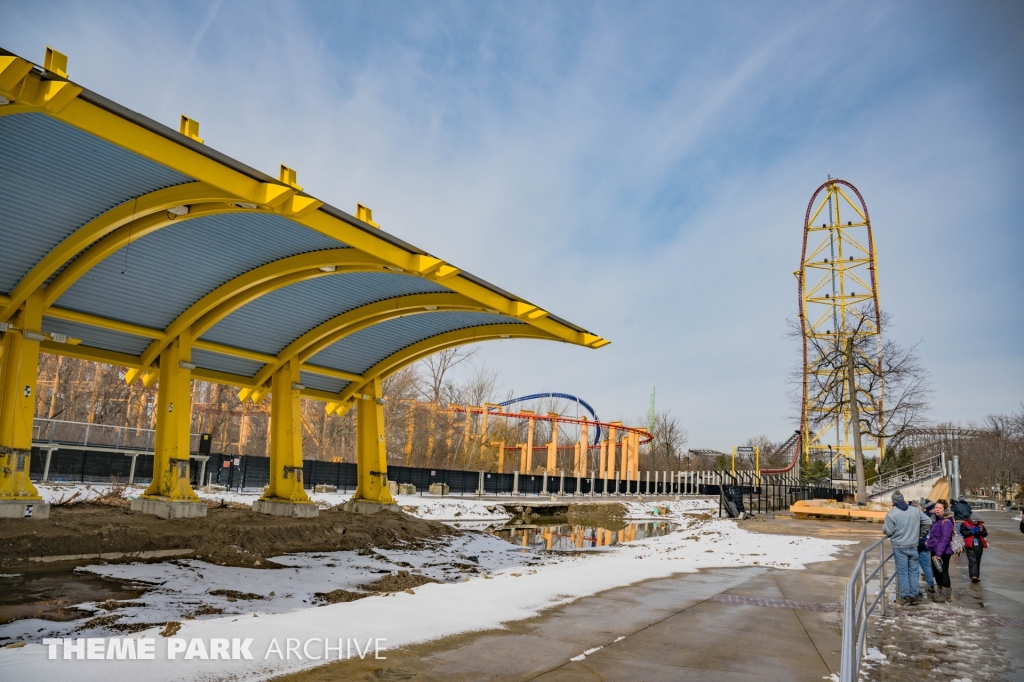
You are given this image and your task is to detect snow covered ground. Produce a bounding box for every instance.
[32,482,717,523]
[0,496,851,682]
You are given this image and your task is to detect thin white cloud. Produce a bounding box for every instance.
[1,1,1020,449]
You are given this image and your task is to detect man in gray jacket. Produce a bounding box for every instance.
[883,490,933,605]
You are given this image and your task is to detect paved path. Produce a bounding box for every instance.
[861,510,1024,681]
[275,512,1024,682]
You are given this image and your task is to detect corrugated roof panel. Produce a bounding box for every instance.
[200,272,454,355]
[308,311,524,376]
[54,212,345,329]
[41,316,152,356]
[0,113,192,295]
[191,348,264,378]
[299,371,349,394]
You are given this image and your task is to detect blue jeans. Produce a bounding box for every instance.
[918,549,934,587]
[893,546,919,598]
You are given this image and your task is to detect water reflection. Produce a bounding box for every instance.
[490,521,677,551]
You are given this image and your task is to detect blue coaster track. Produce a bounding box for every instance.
[496,393,602,445]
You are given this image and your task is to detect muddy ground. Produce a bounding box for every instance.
[0,502,459,574]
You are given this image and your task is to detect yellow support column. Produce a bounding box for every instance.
[607,422,620,479]
[0,291,48,519]
[577,417,588,476]
[344,377,397,513]
[524,411,535,473]
[404,404,414,464]
[133,330,205,519]
[496,440,505,473]
[626,430,634,477]
[254,357,317,517]
[546,413,559,473]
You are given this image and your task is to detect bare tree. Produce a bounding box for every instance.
[791,310,930,446]
[417,347,477,405]
[640,411,689,472]
[958,408,1024,501]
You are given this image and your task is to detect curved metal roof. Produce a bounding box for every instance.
[0,46,607,409]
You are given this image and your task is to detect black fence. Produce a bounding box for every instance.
[29,447,840,504]
[716,471,845,517]
[29,447,695,496]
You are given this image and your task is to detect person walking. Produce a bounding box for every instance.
[883,491,933,605]
[926,501,955,602]
[915,501,936,596]
[960,512,989,583]
[952,496,972,533]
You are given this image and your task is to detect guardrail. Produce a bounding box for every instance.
[32,417,203,453]
[867,454,944,497]
[839,535,896,682]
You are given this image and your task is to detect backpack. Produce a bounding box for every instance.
[950,523,965,554]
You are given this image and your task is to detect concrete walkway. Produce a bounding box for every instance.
[861,510,1024,681]
[275,513,1024,682]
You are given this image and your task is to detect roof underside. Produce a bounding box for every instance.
[0,47,606,405]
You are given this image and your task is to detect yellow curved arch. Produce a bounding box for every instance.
[245,292,482,390]
[44,202,242,308]
[1,182,237,321]
[137,249,387,370]
[331,323,557,413]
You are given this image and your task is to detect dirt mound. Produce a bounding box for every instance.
[208,589,264,601]
[312,589,370,604]
[359,570,439,593]
[0,504,457,574]
[566,502,628,529]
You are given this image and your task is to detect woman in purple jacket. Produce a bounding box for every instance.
[926,501,955,602]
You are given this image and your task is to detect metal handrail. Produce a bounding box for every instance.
[867,453,943,495]
[839,535,896,682]
[31,417,203,452]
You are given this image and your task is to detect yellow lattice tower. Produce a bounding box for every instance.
[797,179,884,469]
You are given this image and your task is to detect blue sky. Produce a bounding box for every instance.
[2,1,1021,449]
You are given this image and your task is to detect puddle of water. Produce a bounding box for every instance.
[490,522,677,551]
[0,571,146,625]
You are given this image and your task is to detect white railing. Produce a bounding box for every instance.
[32,417,203,453]
[867,454,944,496]
[840,536,896,682]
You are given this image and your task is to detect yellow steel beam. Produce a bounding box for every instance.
[44,306,166,340]
[329,324,557,416]
[42,202,241,309]
[260,357,313,504]
[0,183,237,322]
[0,48,607,375]
[39,340,143,369]
[0,290,44,501]
[246,292,481,392]
[135,249,386,375]
[142,330,199,501]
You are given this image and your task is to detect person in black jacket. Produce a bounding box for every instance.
[960,512,989,583]
[951,497,972,535]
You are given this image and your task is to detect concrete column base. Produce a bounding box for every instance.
[0,499,50,519]
[130,497,207,519]
[341,499,398,515]
[253,499,319,518]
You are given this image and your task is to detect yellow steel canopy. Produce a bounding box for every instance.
[0,46,608,409]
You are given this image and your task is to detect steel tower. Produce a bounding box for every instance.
[797,179,884,468]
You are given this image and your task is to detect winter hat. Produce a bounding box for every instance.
[892,491,905,504]
[970,512,981,523]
